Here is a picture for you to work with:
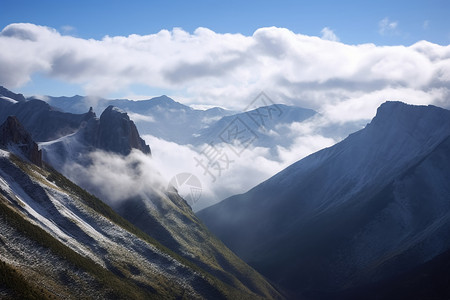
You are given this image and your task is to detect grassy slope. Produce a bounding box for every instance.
[0,192,164,299]
[0,258,51,300]
[6,154,279,299]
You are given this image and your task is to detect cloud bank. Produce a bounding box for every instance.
[0,23,449,124]
[144,131,336,211]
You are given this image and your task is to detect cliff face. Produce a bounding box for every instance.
[0,116,42,166]
[97,106,151,155]
[81,105,151,156]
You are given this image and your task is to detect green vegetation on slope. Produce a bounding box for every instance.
[0,193,167,299]
[9,155,273,299]
[0,259,50,300]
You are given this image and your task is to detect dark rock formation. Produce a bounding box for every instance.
[0,116,42,166]
[83,105,150,155]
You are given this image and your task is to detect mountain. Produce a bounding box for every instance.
[40,105,151,170]
[197,101,450,298]
[45,94,236,144]
[40,110,282,299]
[42,93,319,147]
[0,148,283,299]
[0,150,207,299]
[0,86,282,299]
[0,118,221,299]
[88,105,151,155]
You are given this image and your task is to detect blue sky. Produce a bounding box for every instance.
[0,0,449,103]
[2,0,449,45]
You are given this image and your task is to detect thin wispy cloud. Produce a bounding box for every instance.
[320,27,339,42]
[379,17,399,35]
[61,25,76,34]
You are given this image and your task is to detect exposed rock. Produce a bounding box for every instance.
[0,116,42,166]
[94,105,150,155]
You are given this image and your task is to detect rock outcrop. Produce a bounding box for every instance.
[97,106,151,155]
[0,116,42,166]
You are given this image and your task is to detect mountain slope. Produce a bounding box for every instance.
[0,88,282,299]
[198,101,450,298]
[0,151,217,299]
[0,143,281,299]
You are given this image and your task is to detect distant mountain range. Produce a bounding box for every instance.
[43,93,320,148]
[198,101,450,299]
[45,94,237,144]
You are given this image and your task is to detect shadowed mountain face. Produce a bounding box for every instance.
[0,97,95,142]
[0,116,42,166]
[84,105,151,155]
[197,101,450,298]
[40,105,151,171]
[97,105,151,155]
[0,86,26,102]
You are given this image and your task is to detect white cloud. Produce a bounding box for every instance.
[127,112,155,122]
[61,25,76,34]
[0,22,449,124]
[143,129,338,211]
[320,27,339,42]
[64,149,167,205]
[379,17,398,35]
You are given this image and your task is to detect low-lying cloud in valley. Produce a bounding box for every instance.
[144,129,336,211]
[64,149,167,206]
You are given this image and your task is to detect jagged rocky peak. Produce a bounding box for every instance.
[0,116,42,166]
[97,105,151,155]
[86,106,96,117]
